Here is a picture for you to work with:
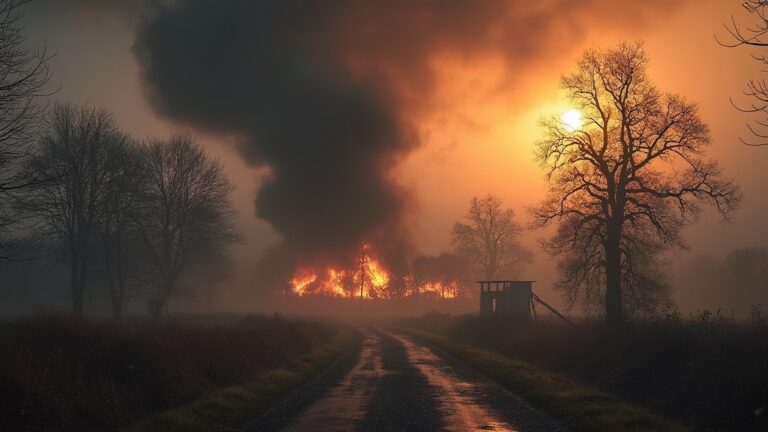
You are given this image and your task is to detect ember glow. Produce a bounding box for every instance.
[289,244,463,299]
[417,281,459,299]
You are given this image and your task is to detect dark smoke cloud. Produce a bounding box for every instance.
[131,0,688,286]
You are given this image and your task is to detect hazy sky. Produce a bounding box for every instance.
[23,0,768,312]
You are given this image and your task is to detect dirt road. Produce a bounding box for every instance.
[251,328,565,432]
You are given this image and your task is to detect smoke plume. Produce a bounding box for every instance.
[130,0,687,287]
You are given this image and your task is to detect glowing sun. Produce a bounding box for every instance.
[561,108,583,132]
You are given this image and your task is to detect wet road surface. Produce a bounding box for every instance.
[254,328,565,432]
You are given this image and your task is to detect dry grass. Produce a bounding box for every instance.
[403,328,687,432]
[403,312,768,431]
[127,329,355,432]
[0,314,343,431]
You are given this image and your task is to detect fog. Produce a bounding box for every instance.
[2,0,766,318]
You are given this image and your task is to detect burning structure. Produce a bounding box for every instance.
[289,243,465,300]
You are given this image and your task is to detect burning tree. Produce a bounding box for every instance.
[289,243,391,299]
[532,42,741,324]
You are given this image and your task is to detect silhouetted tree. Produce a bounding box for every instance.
[137,135,240,319]
[718,0,768,145]
[98,139,147,320]
[451,195,532,280]
[532,42,741,324]
[0,0,51,258]
[24,102,126,317]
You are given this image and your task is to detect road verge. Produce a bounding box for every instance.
[400,328,688,432]
[126,328,358,432]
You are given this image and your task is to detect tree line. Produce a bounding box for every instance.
[14,103,239,319]
[0,2,240,319]
[0,1,757,324]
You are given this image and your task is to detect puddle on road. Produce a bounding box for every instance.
[392,334,518,432]
[281,329,382,432]
[280,329,549,432]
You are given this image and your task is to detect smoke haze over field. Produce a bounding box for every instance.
[9,0,768,315]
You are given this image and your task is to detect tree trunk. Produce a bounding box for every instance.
[604,220,623,325]
[71,271,84,318]
[149,278,173,321]
[111,296,123,320]
[110,279,123,321]
[70,248,86,318]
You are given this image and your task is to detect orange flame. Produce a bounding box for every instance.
[288,244,464,299]
[289,270,318,296]
[417,281,459,299]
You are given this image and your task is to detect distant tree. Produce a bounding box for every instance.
[725,247,768,306]
[24,102,126,317]
[718,0,768,145]
[137,135,240,319]
[451,195,532,280]
[532,42,741,324]
[98,139,147,320]
[0,0,51,258]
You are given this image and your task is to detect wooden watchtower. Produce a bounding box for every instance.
[478,280,533,319]
[478,280,573,323]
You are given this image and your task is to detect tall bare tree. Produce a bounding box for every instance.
[137,135,240,319]
[451,195,532,280]
[532,42,741,324]
[99,139,147,320]
[718,0,768,146]
[24,102,125,317]
[0,0,51,258]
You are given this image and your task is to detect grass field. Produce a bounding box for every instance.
[128,328,356,432]
[0,314,349,431]
[402,312,768,432]
[402,328,687,432]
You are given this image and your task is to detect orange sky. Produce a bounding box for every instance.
[25,0,768,312]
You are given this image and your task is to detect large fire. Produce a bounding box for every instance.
[288,244,462,299]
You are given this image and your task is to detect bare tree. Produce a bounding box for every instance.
[0,0,51,258]
[24,102,125,317]
[137,135,240,319]
[451,195,532,280]
[718,0,768,146]
[99,139,147,320]
[532,42,741,324]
